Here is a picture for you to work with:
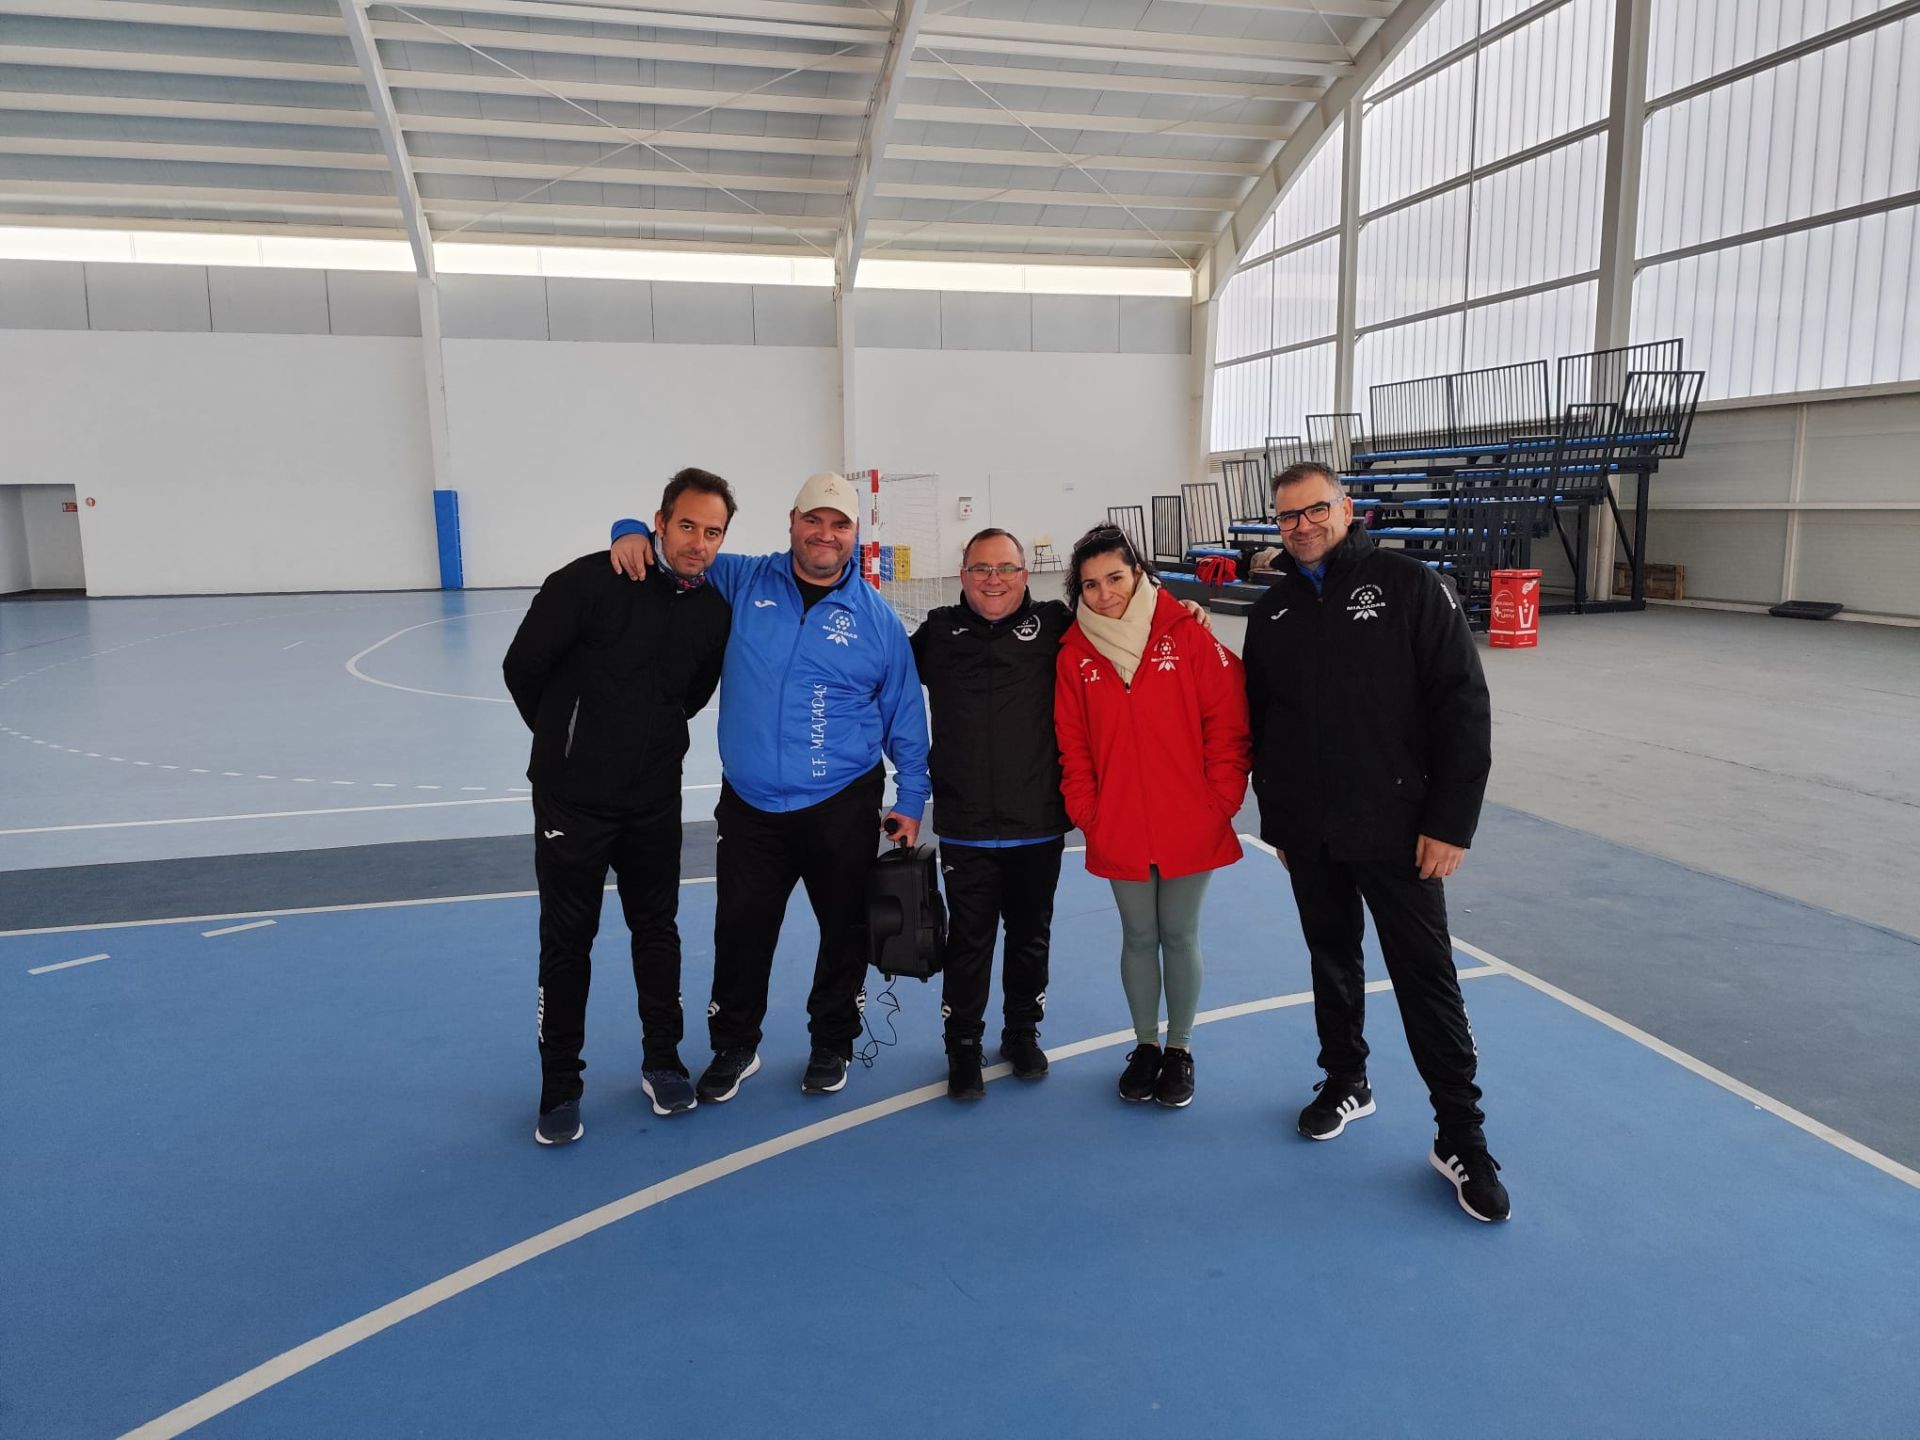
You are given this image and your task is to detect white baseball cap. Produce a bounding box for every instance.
[792,472,860,522]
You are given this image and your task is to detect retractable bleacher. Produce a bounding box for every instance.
[1198,339,1703,627]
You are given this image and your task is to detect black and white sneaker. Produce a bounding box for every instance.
[999,1030,1049,1080]
[1118,1043,1162,1103]
[641,1067,698,1117]
[1154,1048,1195,1108]
[800,1048,849,1094]
[1297,1076,1375,1140]
[534,1098,583,1146]
[1431,1139,1511,1223]
[695,1048,760,1104]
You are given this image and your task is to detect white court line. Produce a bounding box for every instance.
[1240,839,1920,1193]
[117,972,1488,1440]
[0,797,529,836]
[201,920,276,939]
[1449,936,1920,1192]
[343,611,522,704]
[28,952,109,975]
[5,875,716,941]
[0,783,725,837]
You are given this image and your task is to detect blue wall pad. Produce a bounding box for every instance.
[433,489,464,590]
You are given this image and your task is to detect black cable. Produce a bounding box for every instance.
[854,979,901,1068]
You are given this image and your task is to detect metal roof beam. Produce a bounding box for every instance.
[339,0,435,276]
[838,0,929,290]
[885,144,1263,176]
[385,0,883,47]
[905,61,1321,104]
[876,182,1238,212]
[895,102,1291,142]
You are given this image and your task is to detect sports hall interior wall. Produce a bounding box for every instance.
[0,260,1191,596]
[0,486,29,594]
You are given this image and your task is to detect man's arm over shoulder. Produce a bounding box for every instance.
[609,516,758,601]
[502,555,598,730]
[1409,564,1491,846]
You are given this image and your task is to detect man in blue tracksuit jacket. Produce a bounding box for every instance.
[609,472,930,1102]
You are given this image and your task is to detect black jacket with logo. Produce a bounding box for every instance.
[503,552,731,812]
[910,591,1072,842]
[1241,526,1491,861]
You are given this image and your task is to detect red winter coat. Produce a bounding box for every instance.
[1055,586,1252,882]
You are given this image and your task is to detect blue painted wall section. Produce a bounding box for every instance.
[433,489,463,589]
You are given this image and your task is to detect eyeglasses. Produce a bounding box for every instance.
[1276,500,1338,529]
[962,563,1027,578]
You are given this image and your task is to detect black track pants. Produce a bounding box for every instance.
[937,838,1064,1046]
[534,791,686,1110]
[1286,846,1486,1143]
[708,767,886,1060]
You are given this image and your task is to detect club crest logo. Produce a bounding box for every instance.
[1152,637,1179,672]
[824,611,857,645]
[1347,583,1386,621]
[1013,614,1041,642]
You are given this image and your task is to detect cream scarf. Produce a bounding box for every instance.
[1076,576,1158,686]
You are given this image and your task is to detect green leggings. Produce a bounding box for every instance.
[1109,868,1212,1050]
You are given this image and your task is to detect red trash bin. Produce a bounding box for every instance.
[1489,568,1541,649]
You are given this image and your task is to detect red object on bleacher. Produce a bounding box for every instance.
[1195,555,1238,587]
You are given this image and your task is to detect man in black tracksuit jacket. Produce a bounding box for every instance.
[1242,462,1510,1222]
[910,528,1072,1100]
[503,469,734,1145]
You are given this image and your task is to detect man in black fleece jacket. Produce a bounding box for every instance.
[503,468,734,1146]
[1242,461,1509,1223]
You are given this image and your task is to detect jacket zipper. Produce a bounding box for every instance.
[564,696,580,758]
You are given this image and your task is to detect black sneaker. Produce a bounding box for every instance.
[534,1098,582,1146]
[1118,1043,1161,1103]
[1431,1138,1511,1223]
[641,1066,697,1117]
[947,1042,985,1101]
[1154,1047,1195,1108]
[1297,1075,1375,1140]
[801,1048,849,1094]
[695,1048,760,1104]
[999,1030,1049,1080]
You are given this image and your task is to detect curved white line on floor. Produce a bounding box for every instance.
[343,609,524,703]
[119,971,1497,1439]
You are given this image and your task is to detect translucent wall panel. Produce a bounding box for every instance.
[1464,278,1599,369]
[1632,203,1920,398]
[1214,258,1275,363]
[1469,133,1606,297]
[1357,187,1470,327]
[1354,311,1466,414]
[1270,341,1336,437]
[1640,18,1920,258]
[1266,123,1346,256]
[1212,356,1273,452]
[1475,0,1612,165]
[1361,61,1475,211]
[1648,0,1904,100]
[1270,236,1340,347]
[1370,0,1481,95]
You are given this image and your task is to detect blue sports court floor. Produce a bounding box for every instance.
[3,591,1917,1438]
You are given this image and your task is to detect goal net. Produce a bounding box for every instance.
[852,469,947,629]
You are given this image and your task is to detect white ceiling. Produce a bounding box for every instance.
[0,0,1417,273]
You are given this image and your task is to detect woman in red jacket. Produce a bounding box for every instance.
[1054,524,1251,1108]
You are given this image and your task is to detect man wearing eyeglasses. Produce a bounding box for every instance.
[910,528,1070,1101]
[1241,461,1509,1224]
[912,525,1213,1101]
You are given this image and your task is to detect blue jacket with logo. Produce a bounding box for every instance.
[613,519,930,818]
